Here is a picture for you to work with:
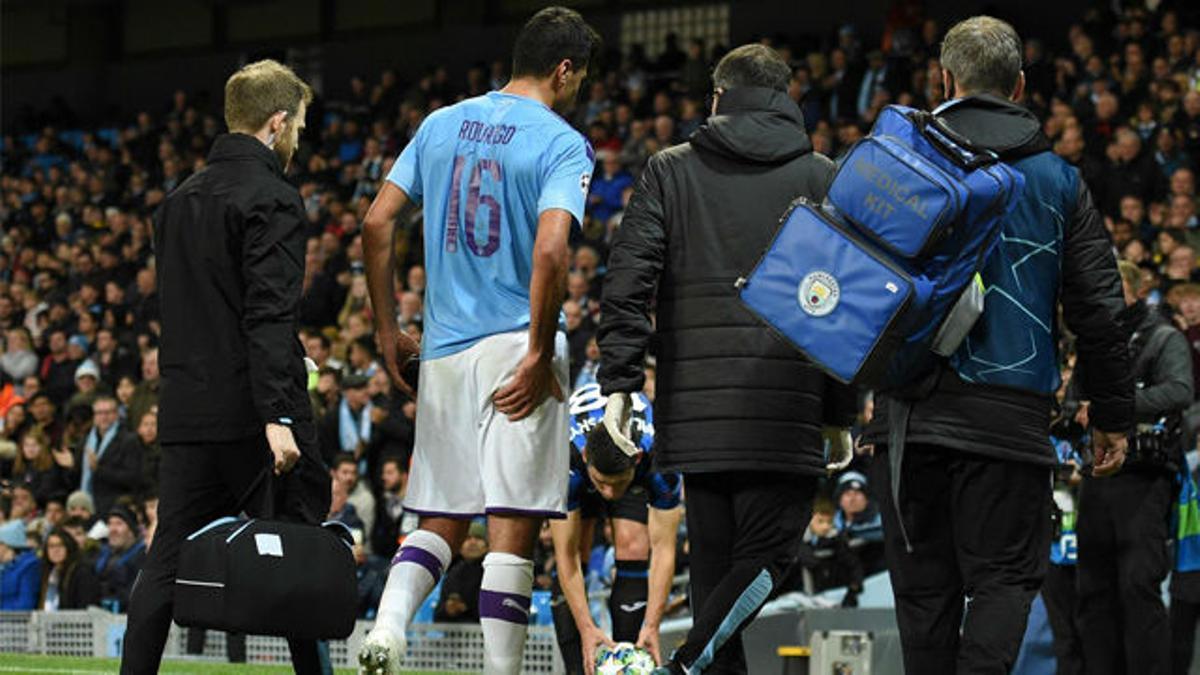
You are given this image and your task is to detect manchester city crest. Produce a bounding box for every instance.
[798,271,840,317]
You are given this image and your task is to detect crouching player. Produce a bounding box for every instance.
[552,383,682,673]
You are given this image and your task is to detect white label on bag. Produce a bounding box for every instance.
[255,533,284,557]
[798,271,840,317]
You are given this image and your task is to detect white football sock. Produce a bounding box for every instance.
[374,529,452,635]
[479,552,534,675]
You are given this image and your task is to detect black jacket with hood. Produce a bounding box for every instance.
[866,95,1134,465]
[597,86,855,476]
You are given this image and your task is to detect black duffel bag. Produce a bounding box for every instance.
[174,516,358,640]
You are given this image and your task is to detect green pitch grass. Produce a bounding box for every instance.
[0,653,455,674]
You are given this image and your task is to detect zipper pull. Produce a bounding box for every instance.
[734,277,747,290]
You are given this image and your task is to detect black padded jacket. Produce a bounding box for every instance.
[596,86,855,476]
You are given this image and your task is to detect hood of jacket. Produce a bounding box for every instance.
[936,93,1051,161]
[690,86,814,164]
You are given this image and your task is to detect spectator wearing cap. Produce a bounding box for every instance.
[94,504,145,612]
[66,359,102,414]
[66,335,89,363]
[319,373,372,465]
[66,490,98,529]
[435,521,488,624]
[39,330,80,407]
[0,519,41,610]
[80,394,139,515]
[833,470,885,575]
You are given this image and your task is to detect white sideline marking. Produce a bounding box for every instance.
[0,662,236,667]
[0,662,113,667]
[0,665,431,675]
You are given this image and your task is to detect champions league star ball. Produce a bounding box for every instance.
[595,642,656,675]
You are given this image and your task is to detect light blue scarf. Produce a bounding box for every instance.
[338,398,372,453]
[81,422,119,497]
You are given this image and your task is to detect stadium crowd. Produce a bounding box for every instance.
[1,2,1199,639]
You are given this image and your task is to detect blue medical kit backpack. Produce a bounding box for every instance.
[737,103,1024,388]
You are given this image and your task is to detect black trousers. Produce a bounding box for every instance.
[872,444,1051,675]
[1041,563,1083,675]
[120,423,330,675]
[1076,470,1173,675]
[670,471,815,674]
[1170,595,1200,675]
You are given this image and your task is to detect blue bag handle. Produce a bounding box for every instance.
[907,110,997,171]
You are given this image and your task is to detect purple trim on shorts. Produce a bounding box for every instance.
[402,505,483,520]
[485,507,567,520]
[391,546,444,579]
[479,589,531,625]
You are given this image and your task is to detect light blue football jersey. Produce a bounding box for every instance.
[387,91,594,360]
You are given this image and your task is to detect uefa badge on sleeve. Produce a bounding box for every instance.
[798,271,840,317]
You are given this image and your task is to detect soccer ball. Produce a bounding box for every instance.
[595,642,656,675]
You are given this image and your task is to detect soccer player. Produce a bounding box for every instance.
[358,8,600,674]
[552,384,682,674]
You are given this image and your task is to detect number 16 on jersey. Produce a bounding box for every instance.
[446,156,503,258]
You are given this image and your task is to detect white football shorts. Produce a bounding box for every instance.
[404,330,569,519]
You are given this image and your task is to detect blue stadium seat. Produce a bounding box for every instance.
[529,590,553,626]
